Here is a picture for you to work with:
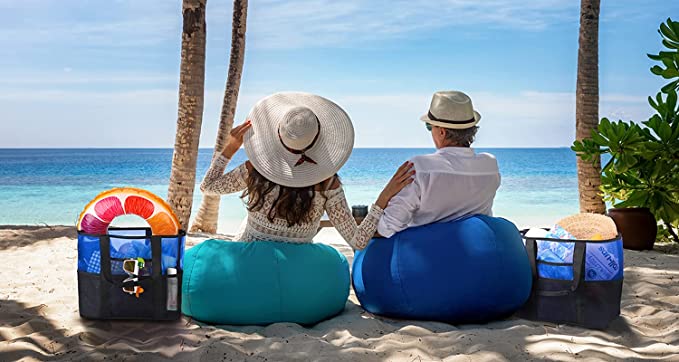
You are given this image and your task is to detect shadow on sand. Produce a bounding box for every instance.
[0,299,82,361]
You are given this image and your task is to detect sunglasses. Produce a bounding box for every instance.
[122,257,145,277]
[122,284,145,298]
[425,123,433,131]
[122,258,146,298]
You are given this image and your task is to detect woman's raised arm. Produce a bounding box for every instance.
[200,121,253,195]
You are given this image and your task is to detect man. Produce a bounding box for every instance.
[377,90,501,238]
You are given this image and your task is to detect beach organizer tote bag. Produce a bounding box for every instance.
[76,188,185,320]
[517,230,624,329]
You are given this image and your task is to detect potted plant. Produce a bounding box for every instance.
[572,18,679,250]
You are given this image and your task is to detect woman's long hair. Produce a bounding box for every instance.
[241,167,338,226]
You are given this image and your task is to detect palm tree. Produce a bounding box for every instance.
[167,0,208,230]
[575,0,606,214]
[191,0,248,233]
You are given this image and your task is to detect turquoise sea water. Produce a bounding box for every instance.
[0,148,579,233]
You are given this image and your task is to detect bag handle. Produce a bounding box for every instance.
[97,235,155,287]
[571,242,586,291]
[97,235,113,318]
[151,235,163,319]
[99,235,114,284]
[524,233,539,282]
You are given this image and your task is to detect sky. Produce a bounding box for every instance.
[0,0,677,148]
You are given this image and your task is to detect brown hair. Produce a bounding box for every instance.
[241,166,339,227]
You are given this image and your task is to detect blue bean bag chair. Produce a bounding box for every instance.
[182,239,350,325]
[352,215,532,323]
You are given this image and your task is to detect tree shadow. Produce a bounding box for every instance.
[5,293,667,361]
[523,319,677,361]
[73,316,198,360]
[0,299,83,361]
[0,225,76,250]
[178,301,591,361]
[150,245,679,361]
[167,281,678,362]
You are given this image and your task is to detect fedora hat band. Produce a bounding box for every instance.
[427,111,475,125]
[278,118,321,167]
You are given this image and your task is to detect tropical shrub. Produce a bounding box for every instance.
[572,18,679,242]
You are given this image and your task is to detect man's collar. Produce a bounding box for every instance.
[436,146,476,156]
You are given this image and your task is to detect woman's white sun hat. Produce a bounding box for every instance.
[243,92,355,188]
[420,90,481,129]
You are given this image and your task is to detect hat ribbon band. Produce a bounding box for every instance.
[278,119,321,167]
[428,111,475,125]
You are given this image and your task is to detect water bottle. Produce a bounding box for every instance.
[166,268,178,311]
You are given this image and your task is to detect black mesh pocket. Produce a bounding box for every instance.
[578,280,623,329]
[77,271,102,319]
[534,279,578,324]
[107,276,156,319]
[157,272,183,320]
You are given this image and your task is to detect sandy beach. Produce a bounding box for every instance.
[0,225,677,361]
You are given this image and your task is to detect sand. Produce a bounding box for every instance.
[1,225,678,361]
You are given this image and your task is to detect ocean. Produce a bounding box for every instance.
[0,148,579,233]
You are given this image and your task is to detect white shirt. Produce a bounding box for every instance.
[377,147,501,238]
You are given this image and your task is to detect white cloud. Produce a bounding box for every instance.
[0,0,671,54]
[242,0,579,48]
[330,91,651,148]
[0,72,176,86]
[0,0,580,52]
[0,88,653,148]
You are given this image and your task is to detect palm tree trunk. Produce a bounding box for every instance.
[575,0,606,214]
[190,0,248,234]
[167,0,207,230]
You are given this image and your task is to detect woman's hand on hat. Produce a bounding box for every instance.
[222,120,252,158]
[376,161,415,209]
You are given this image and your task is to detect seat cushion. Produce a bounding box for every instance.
[352,215,532,323]
[182,239,350,325]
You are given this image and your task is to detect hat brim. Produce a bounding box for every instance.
[420,110,481,129]
[555,213,619,240]
[244,92,355,188]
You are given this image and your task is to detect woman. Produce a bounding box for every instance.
[200,92,414,250]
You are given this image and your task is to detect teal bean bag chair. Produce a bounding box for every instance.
[182,239,350,325]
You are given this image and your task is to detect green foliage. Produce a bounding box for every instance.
[573,18,679,242]
[648,18,679,93]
